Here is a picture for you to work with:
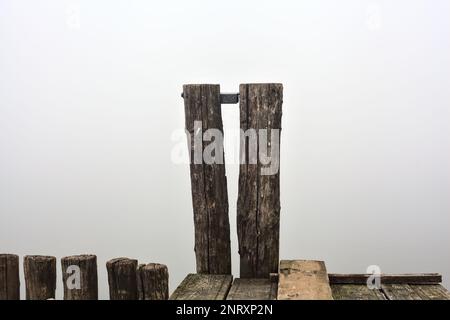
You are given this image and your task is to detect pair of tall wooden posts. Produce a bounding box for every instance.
[183,83,283,278]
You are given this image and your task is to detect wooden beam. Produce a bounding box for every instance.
[183,84,231,275]
[328,273,442,285]
[170,274,232,300]
[226,278,277,300]
[61,254,98,300]
[278,260,333,300]
[237,83,283,278]
[0,254,20,300]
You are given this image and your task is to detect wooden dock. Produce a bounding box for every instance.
[171,84,450,301]
[170,260,450,300]
[2,84,448,301]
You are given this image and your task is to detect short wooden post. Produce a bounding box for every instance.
[137,263,169,300]
[61,254,98,300]
[24,255,56,300]
[0,254,20,300]
[237,83,283,278]
[183,84,231,274]
[106,257,138,300]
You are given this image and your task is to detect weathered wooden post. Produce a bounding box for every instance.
[237,83,283,278]
[61,254,98,300]
[106,257,138,300]
[24,255,57,300]
[182,84,231,274]
[0,254,20,300]
[137,263,169,300]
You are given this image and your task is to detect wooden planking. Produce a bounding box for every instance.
[331,285,386,300]
[409,285,450,300]
[170,274,232,300]
[0,254,20,300]
[381,284,423,300]
[183,84,231,275]
[333,284,450,300]
[237,83,283,278]
[329,273,442,285]
[278,260,333,300]
[170,274,233,300]
[226,278,277,300]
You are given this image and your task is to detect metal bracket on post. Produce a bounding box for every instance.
[181,93,239,104]
[219,93,239,104]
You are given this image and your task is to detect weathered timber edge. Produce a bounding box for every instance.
[328,273,443,285]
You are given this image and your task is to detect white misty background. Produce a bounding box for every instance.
[0,0,449,299]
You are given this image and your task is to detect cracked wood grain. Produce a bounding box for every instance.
[24,255,56,300]
[106,257,138,300]
[183,84,231,275]
[61,254,98,300]
[237,83,283,278]
[0,254,20,300]
[137,263,169,300]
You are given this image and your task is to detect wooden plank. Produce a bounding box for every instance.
[226,278,277,300]
[183,84,231,275]
[24,255,56,300]
[137,263,169,300]
[0,254,20,300]
[329,273,442,285]
[278,260,333,300]
[61,254,98,300]
[409,285,450,300]
[106,257,138,300]
[170,274,232,300]
[381,284,423,300]
[331,284,386,300]
[237,83,283,278]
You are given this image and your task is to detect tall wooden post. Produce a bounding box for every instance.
[24,255,57,300]
[0,254,20,300]
[61,254,98,300]
[106,257,138,300]
[237,83,283,278]
[137,263,169,300]
[183,84,231,274]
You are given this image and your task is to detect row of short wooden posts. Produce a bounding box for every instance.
[0,254,169,300]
